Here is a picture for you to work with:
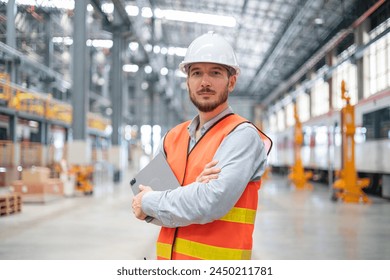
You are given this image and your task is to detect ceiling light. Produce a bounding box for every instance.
[101,3,114,13]
[125,5,139,16]
[142,7,153,18]
[144,44,153,53]
[123,64,139,73]
[160,67,169,76]
[153,45,161,54]
[129,42,139,51]
[87,39,113,49]
[144,65,153,74]
[52,36,73,46]
[160,47,168,55]
[168,47,187,57]
[314,17,324,25]
[154,8,236,27]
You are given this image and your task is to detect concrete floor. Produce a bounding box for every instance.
[1,167,389,260]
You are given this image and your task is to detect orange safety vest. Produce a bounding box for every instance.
[157,113,272,260]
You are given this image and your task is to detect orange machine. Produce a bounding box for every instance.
[69,165,94,195]
[332,80,370,203]
[288,103,313,189]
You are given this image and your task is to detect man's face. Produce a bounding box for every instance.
[187,63,237,113]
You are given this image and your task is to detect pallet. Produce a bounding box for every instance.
[0,193,22,216]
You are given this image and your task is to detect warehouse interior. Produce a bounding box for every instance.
[0,0,390,260]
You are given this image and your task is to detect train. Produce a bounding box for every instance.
[267,90,390,197]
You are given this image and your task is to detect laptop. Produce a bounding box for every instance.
[130,152,180,195]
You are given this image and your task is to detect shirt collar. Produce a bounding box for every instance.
[187,106,234,138]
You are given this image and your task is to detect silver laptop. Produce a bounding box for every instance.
[130,152,180,195]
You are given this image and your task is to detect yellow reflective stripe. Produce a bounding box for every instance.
[157,242,172,259]
[174,238,251,260]
[219,207,256,224]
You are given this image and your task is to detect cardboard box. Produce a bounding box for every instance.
[21,167,50,184]
[11,179,64,203]
[0,167,20,187]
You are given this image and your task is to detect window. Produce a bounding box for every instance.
[286,102,295,127]
[368,19,390,96]
[297,90,310,122]
[362,107,390,140]
[277,108,285,132]
[311,78,329,117]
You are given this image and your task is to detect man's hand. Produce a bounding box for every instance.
[196,160,221,183]
[132,185,152,220]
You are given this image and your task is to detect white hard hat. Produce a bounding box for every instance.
[179,31,240,76]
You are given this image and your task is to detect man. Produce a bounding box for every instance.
[132,32,272,260]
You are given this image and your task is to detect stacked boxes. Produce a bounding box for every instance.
[11,167,64,203]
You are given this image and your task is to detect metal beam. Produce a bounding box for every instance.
[0,41,71,90]
[112,0,131,27]
[262,0,386,107]
[244,0,311,95]
[232,0,249,50]
[89,0,111,29]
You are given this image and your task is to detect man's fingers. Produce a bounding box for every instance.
[201,167,221,176]
[138,185,152,192]
[198,173,219,183]
[204,160,218,168]
[196,160,221,183]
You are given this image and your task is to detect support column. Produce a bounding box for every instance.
[69,0,91,165]
[6,0,16,48]
[6,0,18,84]
[44,14,53,68]
[108,10,126,182]
[8,115,19,167]
[40,121,50,166]
[43,13,54,95]
[355,19,371,100]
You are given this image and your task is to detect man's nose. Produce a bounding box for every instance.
[200,74,211,87]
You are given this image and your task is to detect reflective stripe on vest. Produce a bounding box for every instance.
[157,242,173,260]
[219,206,257,224]
[173,238,252,260]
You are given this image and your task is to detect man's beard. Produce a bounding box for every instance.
[189,86,229,113]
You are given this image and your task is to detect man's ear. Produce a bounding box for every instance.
[228,75,237,93]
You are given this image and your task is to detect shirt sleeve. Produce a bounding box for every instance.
[142,123,267,228]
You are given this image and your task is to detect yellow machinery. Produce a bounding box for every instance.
[332,80,370,203]
[1,72,73,125]
[288,103,313,189]
[88,112,111,133]
[45,94,73,125]
[9,90,46,116]
[69,165,94,195]
[0,73,12,103]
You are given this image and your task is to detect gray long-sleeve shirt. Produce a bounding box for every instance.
[142,107,267,227]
